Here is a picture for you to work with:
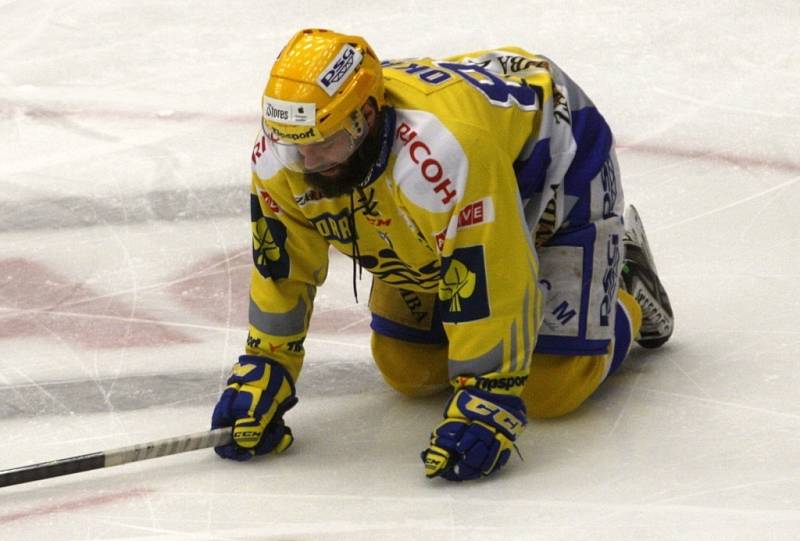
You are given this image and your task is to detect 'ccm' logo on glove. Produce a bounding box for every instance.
[211,356,298,461]
[461,395,524,436]
[422,388,527,481]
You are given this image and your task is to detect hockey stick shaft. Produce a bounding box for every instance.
[0,428,232,488]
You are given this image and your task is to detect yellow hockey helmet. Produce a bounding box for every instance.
[261,29,386,172]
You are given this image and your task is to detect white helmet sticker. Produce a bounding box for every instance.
[263,96,316,126]
[317,44,363,96]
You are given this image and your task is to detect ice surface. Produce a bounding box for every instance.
[1,1,799,539]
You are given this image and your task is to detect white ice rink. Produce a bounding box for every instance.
[1,1,799,539]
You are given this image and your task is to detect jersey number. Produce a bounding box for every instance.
[437,62,541,111]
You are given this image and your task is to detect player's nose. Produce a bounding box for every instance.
[298,146,328,170]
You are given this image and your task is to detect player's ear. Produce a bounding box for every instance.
[362,98,378,130]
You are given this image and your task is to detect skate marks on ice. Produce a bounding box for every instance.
[0,249,370,348]
[0,185,250,233]
[0,488,153,526]
[0,258,197,349]
[3,142,798,233]
[0,355,380,419]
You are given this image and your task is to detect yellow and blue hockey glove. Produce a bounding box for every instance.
[211,355,298,461]
[421,388,526,481]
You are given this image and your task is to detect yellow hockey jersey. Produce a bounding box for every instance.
[244,47,619,397]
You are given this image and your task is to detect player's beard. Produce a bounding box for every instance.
[304,109,385,199]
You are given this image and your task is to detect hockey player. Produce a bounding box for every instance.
[211,28,674,481]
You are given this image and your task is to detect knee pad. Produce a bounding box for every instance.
[522,352,608,418]
[618,288,643,339]
[368,279,449,396]
[524,290,645,417]
[371,332,449,397]
[606,289,644,376]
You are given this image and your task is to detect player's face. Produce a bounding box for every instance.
[302,102,383,198]
[267,101,381,197]
[302,134,375,197]
[295,130,359,174]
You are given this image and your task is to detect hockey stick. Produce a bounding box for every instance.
[0,428,231,488]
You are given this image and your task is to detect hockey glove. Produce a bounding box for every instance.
[421,388,526,481]
[211,355,298,461]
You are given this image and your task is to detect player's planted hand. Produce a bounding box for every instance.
[211,356,298,461]
[421,388,526,481]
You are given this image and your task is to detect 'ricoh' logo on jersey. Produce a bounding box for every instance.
[252,135,268,165]
[392,110,467,213]
[251,135,283,180]
[318,45,363,96]
[396,123,458,206]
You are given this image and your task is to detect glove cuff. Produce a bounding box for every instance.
[445,388,527,439]
[467,387,525,414]
[231,355,297,393]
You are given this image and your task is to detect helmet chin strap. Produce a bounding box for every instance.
[357,106,395,189]
[302,106,393,198]
[349,105,396,303]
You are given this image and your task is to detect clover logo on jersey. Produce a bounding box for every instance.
[439,246,489,323]
[440,260,476,313]
[251,194,290,280]
[254,219,281,263]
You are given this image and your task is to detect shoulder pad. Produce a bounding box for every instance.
[392,109,468,213]
[251,133,283,181]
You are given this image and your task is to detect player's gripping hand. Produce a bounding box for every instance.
[421,388,526,481]
[211,355,298,461]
